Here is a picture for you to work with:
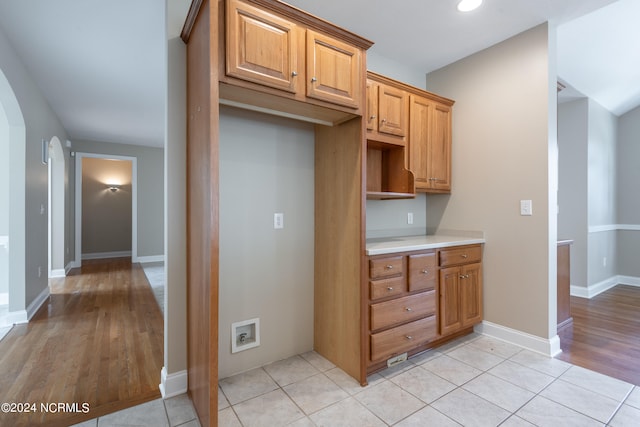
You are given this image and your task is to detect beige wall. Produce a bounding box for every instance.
[81,157,132,256]
[425,24,558,340]
[218,106,315,378]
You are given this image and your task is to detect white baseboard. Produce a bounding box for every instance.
[476,321,562,357]
[82,251,131,260]
[66,261,81,273]
[159,367,188,399]
[27,286,50,320]
[571,275,640,299]
[0,309,28,327]
[49,268,66,278]
[136,255,165,264]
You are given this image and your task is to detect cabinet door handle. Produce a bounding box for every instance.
[385,265,394,270]
[291,71,298,77]
[381,118,386,123]
[459,275,466,279]
[405,335,413,340]
[310,77,317,83]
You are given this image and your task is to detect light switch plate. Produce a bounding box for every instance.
[520,200,533,216]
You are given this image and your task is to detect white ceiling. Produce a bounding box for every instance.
[0,0,635,148]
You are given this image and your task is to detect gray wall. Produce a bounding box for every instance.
[0,99,8,303]
[558,99,588,288]
[218,106,315,378]
[426,24,558,340]
[81,157,133,256]
[616,105,640,277]
[0,24,70,313]
[73,140,164,259]
[586,99,618,286]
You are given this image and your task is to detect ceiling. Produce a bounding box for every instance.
[0,0,635,148]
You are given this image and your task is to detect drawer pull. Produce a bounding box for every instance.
[421,269,429,274]
[385,265,394,270]
[461,254,468,259]
[291,71,298,77]
[405,307,412,312]
[405,335,413,340]
[387,287,394,291]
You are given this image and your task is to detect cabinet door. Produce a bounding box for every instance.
[427,103,452,191]
[306,30,361,108]
[226,0,301,93]
[409,95,431,190]
[366,80,378,132]
[377,84,408,137]
[461,263,483,327]
[439,266,462,336]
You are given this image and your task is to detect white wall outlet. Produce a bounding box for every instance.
[520,200,533,216]
[407,212,414,225]
[38,266,42,278]
[231,318,260,353]
[274,212,284,229]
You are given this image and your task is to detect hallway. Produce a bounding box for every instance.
[0,258,164,427]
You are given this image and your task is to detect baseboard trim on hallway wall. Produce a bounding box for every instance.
[81,251,132,260]
[49,268,66,278]
[136,255,165,263]
[66,261,81,273]
[27,286,50,320]
[0,309,28,327]
[159,367,188,399]
[571,275,640,299]
[476,321,562,357]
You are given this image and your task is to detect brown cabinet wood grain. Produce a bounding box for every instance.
[225,0,365,113]
[370,316,436,362]
[439,245,483,337]
[370,291,436,331]
[408,251,437,292]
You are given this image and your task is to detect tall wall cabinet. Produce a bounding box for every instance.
[182,1,460,425]
[182,1,372,425]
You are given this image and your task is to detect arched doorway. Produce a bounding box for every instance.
[47,137,65,278]
[0,68,26,331]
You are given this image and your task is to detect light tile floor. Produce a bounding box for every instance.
[76,334,640,426]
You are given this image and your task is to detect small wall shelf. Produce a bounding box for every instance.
[366,140,415,200]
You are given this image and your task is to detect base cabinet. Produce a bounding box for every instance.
[367,244,483,374]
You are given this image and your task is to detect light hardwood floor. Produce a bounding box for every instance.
[557,284,640,386]
[0,258,164,427]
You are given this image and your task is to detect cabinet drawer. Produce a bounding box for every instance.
[369,256,403,280]
[370,291,435,331]
[370,316,436,362]
[408,252,437,292]
[370,276,404,301]
[439,245,482,267]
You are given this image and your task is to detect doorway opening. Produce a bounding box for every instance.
[74,153,137,265]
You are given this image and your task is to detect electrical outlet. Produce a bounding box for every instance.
[274,213,284,229]
[407,212,414,225]
[38,266,42,278]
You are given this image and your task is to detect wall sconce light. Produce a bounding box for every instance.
[107,184,121,192]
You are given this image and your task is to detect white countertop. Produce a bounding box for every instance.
[366,234,485,256]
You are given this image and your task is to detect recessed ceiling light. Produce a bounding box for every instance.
[457,0,483,12]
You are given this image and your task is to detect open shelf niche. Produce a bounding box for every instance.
[366,140,415,200]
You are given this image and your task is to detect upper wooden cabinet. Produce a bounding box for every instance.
[410,96,452,192]
[306,30,361,108]
[366,76,409,145]
[224,0,370,121]
[366,72,454,194]
[226,0,301,93]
